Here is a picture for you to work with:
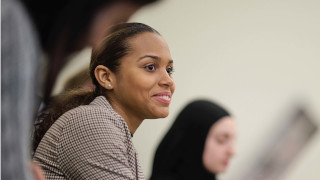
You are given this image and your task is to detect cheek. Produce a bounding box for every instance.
[204,141,220,161]
[171,81,176,94]
[203,140,228,173]
[129,76,155,95]
[119,73,158,104]
[119,71,145,89]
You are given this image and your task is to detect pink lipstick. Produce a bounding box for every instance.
[153,92,171,104]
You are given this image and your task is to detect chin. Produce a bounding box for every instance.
[147,105,168,117]
[216,167,227,173]
[151,109,169,119]
[158,113,169,118]
[157,112,169,118]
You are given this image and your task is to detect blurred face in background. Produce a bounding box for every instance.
[89,1,141,48]
[202,116,236,173]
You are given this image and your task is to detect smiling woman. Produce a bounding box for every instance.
[32,22,175,179]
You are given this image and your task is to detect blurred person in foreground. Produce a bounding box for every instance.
[150,100,236,180]
[1,0,159,179]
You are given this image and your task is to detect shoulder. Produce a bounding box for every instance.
[59,104,124,140]
[63,104,117,127]
[64,104,113,120]
[55,106,134,179]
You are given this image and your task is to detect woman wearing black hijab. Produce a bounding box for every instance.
[150,100,236,180]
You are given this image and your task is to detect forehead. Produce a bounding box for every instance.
[127,32,171,56]
[210,117,236,136]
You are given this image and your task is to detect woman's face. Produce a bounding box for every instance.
[111,32,175,121]
[202,116,236,174]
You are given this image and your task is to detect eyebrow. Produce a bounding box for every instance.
[216,133,232,138]
[138,55,174,64]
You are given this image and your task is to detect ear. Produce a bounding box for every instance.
[94,65,114,90]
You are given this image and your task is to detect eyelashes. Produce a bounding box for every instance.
[166,66,174,75]
[145,64,155,71]
[144,64,174,75]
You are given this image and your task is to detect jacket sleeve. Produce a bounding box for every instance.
[57,108,136,180]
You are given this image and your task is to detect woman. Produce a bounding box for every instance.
[33,22,175,179]
[150,100,236,180]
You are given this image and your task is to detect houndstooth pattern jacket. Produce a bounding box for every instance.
[33,96,144,180]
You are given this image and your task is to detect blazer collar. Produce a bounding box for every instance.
[90,95,133,138]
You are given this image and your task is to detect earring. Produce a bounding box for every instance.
[108,84,111,87]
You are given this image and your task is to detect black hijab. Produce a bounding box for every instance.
[150,100,230,180]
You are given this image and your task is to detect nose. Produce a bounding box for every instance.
[228,143,236,157]
[159,68,175,90]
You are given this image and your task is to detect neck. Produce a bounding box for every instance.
[122,114,143,135]
[108,99,143,135]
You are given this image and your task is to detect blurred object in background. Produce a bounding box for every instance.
[63,68,94,92]
[238,106,318,180]
[51,47,92,96]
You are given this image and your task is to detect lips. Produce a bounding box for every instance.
[153,92,172,104]
[222,159,229,167]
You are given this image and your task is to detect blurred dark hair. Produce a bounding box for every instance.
[32,22,160,153]
[63,68,92,91]
[22,0,160,103]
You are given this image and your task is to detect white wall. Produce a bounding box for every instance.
[129,0,320,179]
[55,0,320,179]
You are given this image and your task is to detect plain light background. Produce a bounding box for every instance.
[54,0,320,179]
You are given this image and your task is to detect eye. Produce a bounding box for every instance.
[216,137,228,145]
[145,64,155,71]
[166,66,174,75]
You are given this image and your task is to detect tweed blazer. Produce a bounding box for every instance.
[33,96,144,180]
